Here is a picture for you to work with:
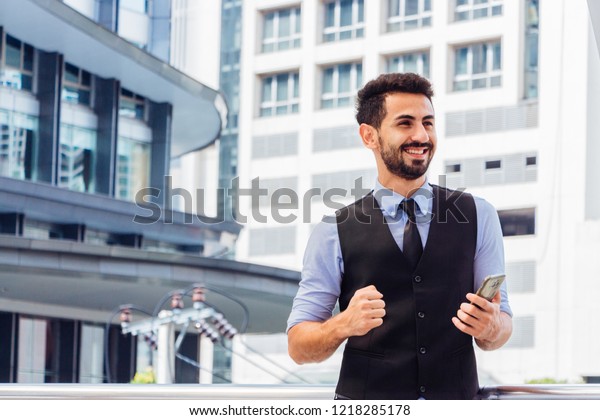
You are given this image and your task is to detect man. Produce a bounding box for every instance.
[287,73,512,400]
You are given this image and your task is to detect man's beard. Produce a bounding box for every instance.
[379,137,434,181]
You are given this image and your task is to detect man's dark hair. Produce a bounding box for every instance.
[355,73,434,129]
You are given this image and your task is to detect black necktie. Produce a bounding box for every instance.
[401,199,423,270]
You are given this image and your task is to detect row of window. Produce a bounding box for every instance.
[252,125,361,159]
[258,39,501,116]
[1,32,147,120]
[61,62,147,120]
[0,212,205,254]
[0,32,153,201]
[259,0,504,53]
[0,108,150,200]
[0,32,150,120]
[444,152,538,188]
[0,311,221,384]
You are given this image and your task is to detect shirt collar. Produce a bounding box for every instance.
[373,179,432,218]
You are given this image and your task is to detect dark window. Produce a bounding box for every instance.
[498,208,535,236]
[174,333,200,383]
[0,312,17,382]
[0,213,24,235]
[23,43,34,71]
[64,63,80,83]
[107,325,136,383]
[445,163,461,173]
[2,33,34,92]
[485,159,502,170]
[5,34,22,68]
[62,62,93,106]
[119,88,145,120]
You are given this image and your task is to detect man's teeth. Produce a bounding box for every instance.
[405,148,427,155]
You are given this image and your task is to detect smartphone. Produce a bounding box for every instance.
[475,274,506,301]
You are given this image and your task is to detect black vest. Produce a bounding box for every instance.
[335,185,479,400]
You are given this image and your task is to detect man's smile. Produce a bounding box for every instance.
[400,142,433,159]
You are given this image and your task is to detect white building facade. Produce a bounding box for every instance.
[234,0,600,385]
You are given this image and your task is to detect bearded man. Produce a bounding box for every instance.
[287,73,513,400]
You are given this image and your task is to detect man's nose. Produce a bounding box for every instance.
[410,124,430,142]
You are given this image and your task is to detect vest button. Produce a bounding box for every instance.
[414,275,422,283]
[419,386,426,393]
[418,311,425,319]
[419,347,427,354]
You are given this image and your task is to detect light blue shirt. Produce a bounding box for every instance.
[287,180,512,332]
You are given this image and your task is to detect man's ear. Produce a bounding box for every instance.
[359,123,379,150]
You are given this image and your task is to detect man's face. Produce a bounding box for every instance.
[375,93,436,180]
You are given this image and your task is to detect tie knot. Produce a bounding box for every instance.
[401,199,418,222]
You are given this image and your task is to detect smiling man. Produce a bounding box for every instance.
[287,73,513,400]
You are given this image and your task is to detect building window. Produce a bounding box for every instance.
[386,51,430,78]
[323,0,364,43]
[485,159,501,170]
[0,109,38,181]
[321,62,362,109]
[524,0,539,99]
[262,7,301,53]
[120,89,145,120]
[79,324,105,383]
[446,163,461,173]
[116,136,151,201]
[62,63,92,106]
[526,155,537,166]
[260,71,300,117]
[0,33,34,92]
[498,208,535,237]
[387,0,432,32]
[17,317,77,383]
[17,317,49,383]
[506,261,536,294]
[313,125,359,152]
[119,0,148,13]
[453,40,502,91]
[59,124,97,193]
[252,132,299,159]
[454,0,503,22]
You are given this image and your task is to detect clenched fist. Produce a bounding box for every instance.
[339,285,386,337]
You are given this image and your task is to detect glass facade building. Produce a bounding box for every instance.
[218,0,242,221]
[0,0,285,387]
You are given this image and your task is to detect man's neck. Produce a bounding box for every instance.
[378,174,427,198]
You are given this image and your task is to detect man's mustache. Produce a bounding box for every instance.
[401,141,434,149]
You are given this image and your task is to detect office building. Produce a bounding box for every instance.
[234,0,600,384]
[0,0,300,384]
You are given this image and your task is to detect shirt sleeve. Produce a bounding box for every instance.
[286,216,344,332]
[474,197,513,317]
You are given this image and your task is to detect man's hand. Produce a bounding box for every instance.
[288,285,385,364]
[338,285,386,337]
[451,291,512,351]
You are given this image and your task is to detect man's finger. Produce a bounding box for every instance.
[467,293,491,309]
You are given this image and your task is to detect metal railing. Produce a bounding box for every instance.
[479,384,600,400]
[1,384,600,400]
[0,384,335,400]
